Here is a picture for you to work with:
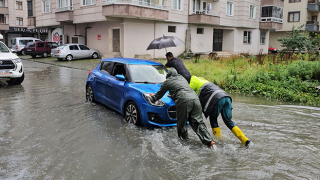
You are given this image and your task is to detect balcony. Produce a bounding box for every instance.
[260,17,283,30]
[102,0,168,21]
[306,20,319,31]
[0,23,9,30]
[0,6,9,14]
[308,0,320,12]
[55,6,73,22]
[188,11,220,25]
[27,17,36,26]
[261,0,284,7]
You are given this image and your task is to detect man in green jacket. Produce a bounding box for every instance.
[150,68,215,148]
[189,76,252,147]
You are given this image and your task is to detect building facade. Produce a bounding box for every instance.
[270,0,318,49]
[32,0,283,58]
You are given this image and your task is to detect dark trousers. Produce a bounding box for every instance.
[209,97,236,130]
[176,98,213,146]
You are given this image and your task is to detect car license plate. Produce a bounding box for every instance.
[0,70,9,74]
[27,49,32,51]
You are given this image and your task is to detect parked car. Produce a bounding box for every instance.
[12,37,42,55]
[51,44,99,61]
[268,46,280,53]
[86,58,177,127]
[24,41,59,58]
[0,34,24,85]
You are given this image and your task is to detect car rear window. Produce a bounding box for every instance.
[26,43,35,48]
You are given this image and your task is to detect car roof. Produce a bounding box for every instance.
[102,58,163,65]
[16,37,40,39]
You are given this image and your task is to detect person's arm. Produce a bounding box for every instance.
[151,81,169,102]
[165,60,172,68]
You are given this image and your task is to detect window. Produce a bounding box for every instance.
[100,61,114,75]
[82,0,95,6]
[289,0,301,3]
[37,43,45,48]
[69,45,79,50]
[16,1,23,10]
[79,45,90,50]
[46,43,52,47]
[288,12,300,22]
[52,43,59,47]
[57,0,73,11]
[226,1,234,16]
[16,17,23,26]
[260,32,266,44]
[168,26,176,33]
[249,5,255,19]
[197,28,204,34]
[43,0,51,13]
[261,6,283,19]
[172,0,182,10]
[0,0,5,7]
[243,31,251,44]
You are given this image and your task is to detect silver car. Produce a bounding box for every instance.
[51,44,99,61]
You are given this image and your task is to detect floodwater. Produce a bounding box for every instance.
[0,60,319,180]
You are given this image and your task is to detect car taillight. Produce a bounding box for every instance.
[16,45,18,50]
[57,50,60,53]
[88,70,92,76]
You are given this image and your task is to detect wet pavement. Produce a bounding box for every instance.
[0,60,319,179]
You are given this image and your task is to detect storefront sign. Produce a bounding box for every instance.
[97,34,101,40]
[52,28,62,45]
[8,27,48,34]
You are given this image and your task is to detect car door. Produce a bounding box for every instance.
[68,45,80,58]
[78,45,91,58]
[95,61,114,105]
[36,42,45,54]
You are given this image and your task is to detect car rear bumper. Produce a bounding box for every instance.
[51,53,65,58]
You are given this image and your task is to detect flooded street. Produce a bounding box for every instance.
[0,60,319,179]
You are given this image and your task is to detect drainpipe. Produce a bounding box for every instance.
[85,27,91,45]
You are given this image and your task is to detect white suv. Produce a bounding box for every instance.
[0,35,24,85]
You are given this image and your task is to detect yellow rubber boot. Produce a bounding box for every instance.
[231,126,249,146]
[212,127,222,140]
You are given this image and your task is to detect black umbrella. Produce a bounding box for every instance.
[146,35,185,52]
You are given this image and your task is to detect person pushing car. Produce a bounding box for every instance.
[189,75,252,147]
[164,52,191,83]
[149,68,215,148]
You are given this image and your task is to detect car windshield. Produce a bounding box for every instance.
[129,64,168,84]
[0,42,10,53]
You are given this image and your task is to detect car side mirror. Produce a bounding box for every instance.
[115,74,125,81]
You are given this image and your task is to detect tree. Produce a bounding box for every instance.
[278,25,320,53]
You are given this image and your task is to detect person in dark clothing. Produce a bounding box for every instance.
[189,76,252,147]
[149,68,215,148]
[165,52,192,83]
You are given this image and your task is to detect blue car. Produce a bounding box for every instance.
[85,58,177,127]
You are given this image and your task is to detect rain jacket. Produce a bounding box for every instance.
[165,57,192,83]
[152,68,198,106]
[189,76,231,117]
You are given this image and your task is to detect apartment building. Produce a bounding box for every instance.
[34,0,283,58]
[270,0,319,49]
[0,0,49,47]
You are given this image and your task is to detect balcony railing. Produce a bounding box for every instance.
[306,20,319,25]
[57,6,73,12]
[308,0,320,4]
[104,0,167,10]
[191,10,219,17]
[261,17,282,23]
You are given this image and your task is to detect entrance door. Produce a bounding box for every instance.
[213,29,223,51]
[112,29,120,52]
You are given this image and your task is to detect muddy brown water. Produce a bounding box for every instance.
[0,60,319,179]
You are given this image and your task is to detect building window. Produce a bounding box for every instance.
[172,0,182,10]
[249,5,255,19]
[43,0,51,13]
[288,12,300,22]
[0,0,5,7]
[243,31,251,44]
[197,28,204,34]
[168,26,176,33]
[57,0,73,11]
[16,1,23,10]
[16,17,23,26]
[82,0,95,6]
[289,0,301,3]
[260,32,266,44]
[261,6,283,19]
[226,1,234,16]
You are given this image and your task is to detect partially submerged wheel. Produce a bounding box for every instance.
[7,73,24,85]
[86,84,95,102]
[125,102,141,126]
[66,54,73,61]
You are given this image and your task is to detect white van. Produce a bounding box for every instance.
[12,37,42,55]
[0,34,24,85]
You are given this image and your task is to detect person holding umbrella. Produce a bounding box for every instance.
[149,68,215,149]
[165,52,191,83]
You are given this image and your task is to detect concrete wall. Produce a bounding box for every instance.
[269,31,287,49]
[233,28,260,54]
[167,0,188,23]
[281,0,308,31]
[222,29,234,52]
[189,25,213,53]
[8,0,28,27]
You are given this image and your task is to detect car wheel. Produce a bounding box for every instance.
[125,101,141,126]
[42,52,48,58]
[31,55,36,58]
[57,58,63,61]
[92,52,98,59]
[66,54,73,61]
[7,73,24,85]
[86,84,95,102]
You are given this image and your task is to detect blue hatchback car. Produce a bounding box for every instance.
[85,58,177,127]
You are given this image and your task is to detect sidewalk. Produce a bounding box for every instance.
[20,56,101,71]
